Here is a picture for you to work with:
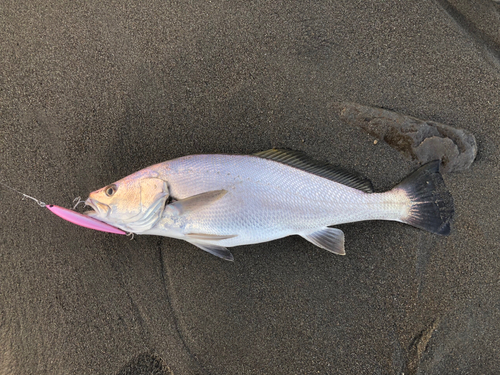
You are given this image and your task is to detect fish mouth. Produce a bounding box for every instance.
[84,198,109,217]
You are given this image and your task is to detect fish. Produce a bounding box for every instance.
[84,149,454,261]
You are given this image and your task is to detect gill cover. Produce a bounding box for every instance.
[120,177,169,232]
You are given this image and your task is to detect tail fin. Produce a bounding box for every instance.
[397,161,454,235]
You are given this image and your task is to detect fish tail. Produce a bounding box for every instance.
[396,161,454,235]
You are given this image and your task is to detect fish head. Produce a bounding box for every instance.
[85,172,169,232]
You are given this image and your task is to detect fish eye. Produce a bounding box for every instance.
[105,184,117,197]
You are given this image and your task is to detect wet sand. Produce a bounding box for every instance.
[1,0,499,373]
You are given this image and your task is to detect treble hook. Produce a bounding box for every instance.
[73,196,85,209]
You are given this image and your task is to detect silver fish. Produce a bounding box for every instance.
[85,149,454,260]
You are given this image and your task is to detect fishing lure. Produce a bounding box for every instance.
[0,181,126,235]
[46,204,126,235]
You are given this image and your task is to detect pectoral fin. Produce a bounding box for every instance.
[189,242,235,261]
[301,227,345,255]
[169,190,227,215]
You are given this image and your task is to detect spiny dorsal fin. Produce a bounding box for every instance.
[253,149,373,193]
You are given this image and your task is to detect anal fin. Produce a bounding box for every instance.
[189,242,235,261]
[301,227,345,255]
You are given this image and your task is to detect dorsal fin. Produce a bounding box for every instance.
[253,149,373,193]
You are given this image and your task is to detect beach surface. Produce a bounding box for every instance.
[1,0,499,373]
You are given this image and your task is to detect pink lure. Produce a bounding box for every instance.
[46,205,127,235]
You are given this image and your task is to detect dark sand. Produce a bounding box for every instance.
[1,0,499,373]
